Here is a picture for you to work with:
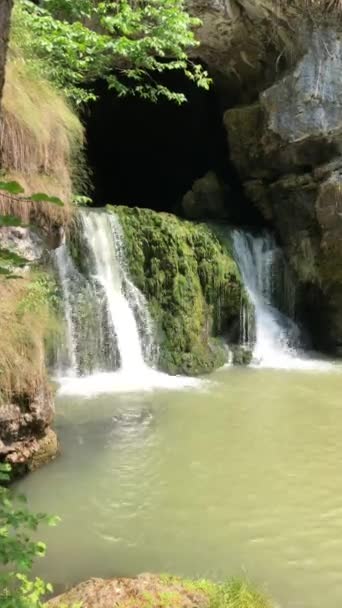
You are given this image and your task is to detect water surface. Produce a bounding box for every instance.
[18,366,342,608]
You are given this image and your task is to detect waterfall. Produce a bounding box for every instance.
[53,209,201,396]
[232,230,303,368]
[54,210,156,378]
[54,238,78,373]
[81,211,151,373]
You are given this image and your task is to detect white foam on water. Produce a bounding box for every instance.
[57,368,205,398]
[232,230,336,372]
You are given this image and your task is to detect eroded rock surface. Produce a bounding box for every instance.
[0,380,58,475]
[224,26,342,353]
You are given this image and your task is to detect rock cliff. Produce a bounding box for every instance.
[187,1,342,353]
[224,25,342,352]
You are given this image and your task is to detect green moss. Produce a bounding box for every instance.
[108,205,244,375]
[158,576,273,608]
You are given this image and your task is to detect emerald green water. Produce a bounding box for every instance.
[18,367,342,607]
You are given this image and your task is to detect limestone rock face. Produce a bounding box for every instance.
[224,26,342,353]
[0,379,58,475]
[0,226,44,263]
[187,0,298,102]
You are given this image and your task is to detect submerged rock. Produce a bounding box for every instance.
[108,206,245,375]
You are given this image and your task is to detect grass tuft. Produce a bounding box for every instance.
[0,2,85,228]
[210,579,273,608]
[0,272,60,403]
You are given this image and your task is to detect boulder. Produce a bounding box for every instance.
[182,171,226,219]
[0,383,58,476]
[47,575,209,608]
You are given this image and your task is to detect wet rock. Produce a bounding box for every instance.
[182,171,226,219]
[224,26,342,354]
[232,345,253,366]
[0,383,58,476]
[111,205,244,375]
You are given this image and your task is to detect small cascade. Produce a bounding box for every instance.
[81,211,154,373]
[54,239,78,373]
[54,210,156,378]
[232,230,303,368]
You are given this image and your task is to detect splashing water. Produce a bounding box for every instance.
[232,230,332,370]
[55,210,203,395]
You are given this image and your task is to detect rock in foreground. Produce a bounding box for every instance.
[47,574,273,608]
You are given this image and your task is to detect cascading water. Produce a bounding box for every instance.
[81,211,152,373]
[54,238,78,374]
[54,209,198,395]
[232,230,306,368]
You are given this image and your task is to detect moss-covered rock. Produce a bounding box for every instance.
[231,345,253,366]
[47,574,274,608]
[108,206,244,376]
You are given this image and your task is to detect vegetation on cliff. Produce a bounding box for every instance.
[110,206,244,375]
[0,2,84,219]
[0,271,59,404]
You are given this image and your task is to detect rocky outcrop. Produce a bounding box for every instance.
[0,225,45,263]
[187,1,309,103]
[110,206,245,375]
[0,383,58,476]
[0,222,60,475]
[47,575,209,608]
[224,26,342,353]
[182,171,226,219]
[47,575,273,608]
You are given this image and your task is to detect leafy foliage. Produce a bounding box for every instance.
[0,463,59,608]
[12,0,211,104]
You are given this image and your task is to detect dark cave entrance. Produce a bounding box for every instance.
[84,70,263,225]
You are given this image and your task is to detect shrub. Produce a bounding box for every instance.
[0,463,58,608]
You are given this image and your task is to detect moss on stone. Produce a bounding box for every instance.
[48,574,274,608]
[108,206,244,375]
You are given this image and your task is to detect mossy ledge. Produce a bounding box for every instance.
[47,574,274,608]
[108,206,244,375]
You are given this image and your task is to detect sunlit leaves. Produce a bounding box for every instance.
[13,0,211,104]
[28,193,64,206]
[0,463,58,607]
[0,215,24,227]
[0,181,25,195]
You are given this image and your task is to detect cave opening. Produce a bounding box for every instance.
[84,69,263,225]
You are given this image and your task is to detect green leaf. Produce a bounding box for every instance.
[0,181,25,195]
[0,215,24,227]
[27,193,64,206]
[0,249,29,266]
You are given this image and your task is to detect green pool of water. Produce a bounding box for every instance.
[18,366,342,607]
